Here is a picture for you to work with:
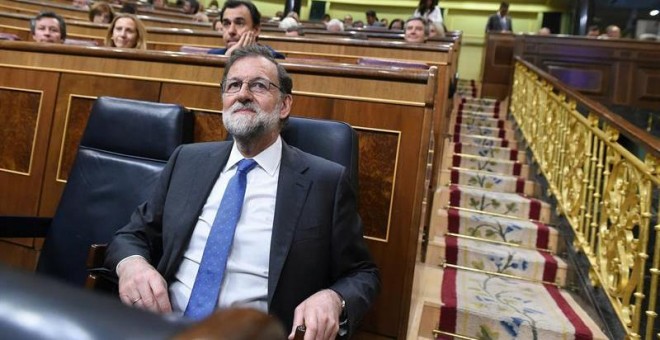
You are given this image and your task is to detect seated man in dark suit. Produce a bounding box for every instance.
[207,0,284,58]
[485,2,513,33]
[105,45,379,339]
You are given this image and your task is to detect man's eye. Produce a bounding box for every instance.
[226,82,242,91]
[250,81,269,92]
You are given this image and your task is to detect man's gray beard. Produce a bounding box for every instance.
[223,101,281,144]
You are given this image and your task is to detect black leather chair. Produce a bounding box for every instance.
[0,264,286,339]
[0,97,194,287]
[0,264,186,339]
[281,117,359,192]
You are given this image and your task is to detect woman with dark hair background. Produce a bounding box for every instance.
[388,18,404,30]
[413,0,443,25]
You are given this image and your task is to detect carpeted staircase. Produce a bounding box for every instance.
[408,80,609,339]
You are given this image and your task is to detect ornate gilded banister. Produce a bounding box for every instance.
[511,57,660,339]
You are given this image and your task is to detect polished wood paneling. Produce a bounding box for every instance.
[0,68,59,266]
[356,128,398,241]
[0,88,39,174]
[515,34,660,110]
[0,41,440,339]
[481,32,515,99]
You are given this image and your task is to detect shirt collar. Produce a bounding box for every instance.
[224,136,282,177]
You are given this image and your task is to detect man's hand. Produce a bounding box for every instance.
[117,256,172,314]
[288,289,343,340]
[226,30,257,56]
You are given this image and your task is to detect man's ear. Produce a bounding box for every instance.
[253,25,261,37]
[279,94,292,119]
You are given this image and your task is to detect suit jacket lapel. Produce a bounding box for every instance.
[268,144,311,306]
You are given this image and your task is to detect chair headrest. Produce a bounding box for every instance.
[282,117,359,190]
[81,97,193,160]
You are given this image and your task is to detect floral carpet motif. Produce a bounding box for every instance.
[448,185,548,222]
[437,208,556,251]
[449,168,525,194]
[439,268,606,339]
[451,155,522,176]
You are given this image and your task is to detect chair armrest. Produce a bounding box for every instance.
[86,243,119,293]
[0,216,52,238]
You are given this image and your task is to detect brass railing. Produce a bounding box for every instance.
[510,58,660,339]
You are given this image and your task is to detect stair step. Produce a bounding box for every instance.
[438,168,536,195]
[460,97,499,105]
[457,109,505,119]
[454,124,516,140]
[451,114,515,130]
[435,185,551,223]
[426,235,567,286]
[451,134,513,148]
[450,142,525,163]
[442,153,530,178]
[429,208,558,252]
[412,265,607,340]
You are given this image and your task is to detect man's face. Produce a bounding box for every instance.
[33,18,63,43]
[366,14,375,25]
[405,20,426,43]
[499,6,509,16]
[222,56,291,141]
[221,5,260,49]
[344,15,353,25]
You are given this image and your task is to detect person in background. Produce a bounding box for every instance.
[344,14,353,28]
[284,26,303,37]
[193,11,210,23]
[404,17,427,43]
[365,10,384,27]
[182,0,199,14]
[88,2,115,24]
[31,11,66,43]
[278,17,299,33]
[485,2,512,33]
[353,20,364,28]
[604,25,621,38]
[211,17,223,33]
[388,18,404,30]
[326,18,344,32]
[429,20,445,38]
[322,14,331,24]
[208,0,219,11]
[414,0,443,25]
[286,11,300,23]
[380,18,388,27]
[586,25,600,37]
[538,27,551,35]
[105,13,148,49]
[207,0,284,58]
[72,0,89,10]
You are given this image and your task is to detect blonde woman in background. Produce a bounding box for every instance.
[105,14,147,49]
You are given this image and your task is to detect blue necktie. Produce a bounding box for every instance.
[184,158,258,320]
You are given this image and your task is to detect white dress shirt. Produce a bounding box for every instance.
[169,137,282,315]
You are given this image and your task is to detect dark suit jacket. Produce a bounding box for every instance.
[105,141,379,336]
[486,13,513,32]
